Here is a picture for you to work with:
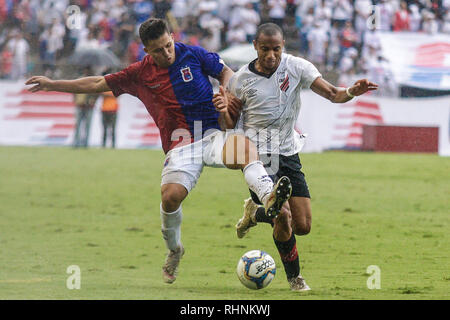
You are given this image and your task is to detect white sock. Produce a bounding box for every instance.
[160,204,182,251]
[243,161,273,206]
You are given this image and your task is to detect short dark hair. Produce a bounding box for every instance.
[255,23,284,42]
[139,18,170,45]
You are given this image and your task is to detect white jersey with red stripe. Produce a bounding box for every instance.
[229,53,322,156]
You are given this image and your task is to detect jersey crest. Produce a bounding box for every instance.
[180,66,193,82]
[279,74,289,92]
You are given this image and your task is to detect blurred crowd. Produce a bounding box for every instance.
[1,0,450,91]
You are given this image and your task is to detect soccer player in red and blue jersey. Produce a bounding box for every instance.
[25,18,292,284]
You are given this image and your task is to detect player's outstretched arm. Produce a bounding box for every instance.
[213,85,242,130]
[25,76,111,94]
[310,77,378,103]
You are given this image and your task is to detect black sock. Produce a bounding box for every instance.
[255,207,274,226]
[273,233,300,280]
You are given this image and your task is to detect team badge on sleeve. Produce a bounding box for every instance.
[180,66,193,82]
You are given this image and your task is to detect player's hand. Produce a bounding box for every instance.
[213,85,229,113]
[348,79,378,96]
[25,76,54,93]
[226,91,243,118]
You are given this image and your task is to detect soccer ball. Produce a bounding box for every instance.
[236,250,276,290]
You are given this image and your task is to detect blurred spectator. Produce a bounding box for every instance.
[340,21,358,56]
[285,0,296,17]
[339,47,357,73]
[76,27,102,50]
[98,16,113,43]
[337,47,358,87]
[378,0,395,31]
[326,20,342,71]
[73,67,98,148]
[409,4,422,32]
[100,90,119,149]
[171,0,188,28]
[354,0,373,39]
[229,1,243,31]
[297,6,315,55]
[422,11,439,34]
[268,0,286,27]
[90,6,106,26]
[217,0,233,23]
[0,0,7,24]
[115,11,136,57]
[12,0,31,28]
[239,0,260,42]
[360,43,379,75]
[199,11,224,52]
[126,35,142,64]
[226,22,248,46]
[93,0,108,16]
[40,25,63,77]
[133,0,153,25]
[361,28,382,59]
[445,0,450,10]
[307,21,328,71]
[314,0,332,32]
[37,0,67,29]
[7,30,29,80]
[332,0,353,29]
[442,10,450,33]
[393,1,411,31]
[0,46,12,79]
[153,0,172,19]
[1,0,449,88]
[110,0,128,22]
[294,0,315,18]
[367,55,397,96]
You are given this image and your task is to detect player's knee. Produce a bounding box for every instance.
[161,189,183,212]
[293,219,311,235]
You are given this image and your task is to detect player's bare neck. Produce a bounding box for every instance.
[255,61,271,75]
[252,60,276,78]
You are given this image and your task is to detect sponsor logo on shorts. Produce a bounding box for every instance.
[164,157,170,167]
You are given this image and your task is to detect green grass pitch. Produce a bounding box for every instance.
[0,146,448,299]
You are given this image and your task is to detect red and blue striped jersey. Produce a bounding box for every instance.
[104,42,224,153]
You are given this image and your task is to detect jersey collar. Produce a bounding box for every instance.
[248,59,277,78]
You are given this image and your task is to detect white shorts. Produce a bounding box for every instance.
[161,130,231,193]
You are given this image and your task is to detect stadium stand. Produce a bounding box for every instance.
[1,0,450,83]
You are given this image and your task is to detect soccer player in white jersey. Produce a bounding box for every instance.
[213,23,378,291]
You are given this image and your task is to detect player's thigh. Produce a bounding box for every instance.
[161,144,204,211]
[222,133,258,169]
[289,196,312,235]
